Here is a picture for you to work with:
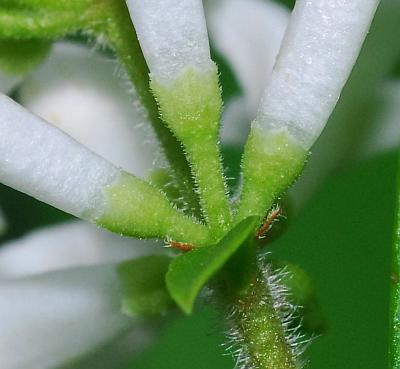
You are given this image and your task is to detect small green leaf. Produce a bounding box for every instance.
[118,255,174,317]
[166,217,259,314]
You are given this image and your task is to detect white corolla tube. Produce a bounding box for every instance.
[126,0,213,84]
[0,94,120,220]
[0,95,210,243]
[256,0,380,150]
[126,0,222,141]
[126,0,232,232]
[238,0,380,221]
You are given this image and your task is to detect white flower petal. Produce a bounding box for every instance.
[0,221,162,279]
[206,0,289,116]
[256,0,380,149]
[0,264,133,369]
[0,95,120,220]
[126,0,213,82]
[19,42,158,177]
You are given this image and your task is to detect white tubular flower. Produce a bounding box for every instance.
[237,0,380,221]
[126,0,222,143]
[126,0,213,84]
[127,0,233,233]
[256,0,380,150]
[0,95,209,243]
[19,42,158,177]
[0,94,120,220]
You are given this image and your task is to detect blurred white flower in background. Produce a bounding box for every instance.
[206,0,289,144]
[19,42,159,177]
[0,220,163,369]
[0,0,399,368]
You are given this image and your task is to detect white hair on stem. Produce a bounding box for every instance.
[256,0,380,149]
[126,0,214,83]
[224,261,309,369]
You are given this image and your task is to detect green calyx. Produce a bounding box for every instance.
[97,172,211,246]
[151,67,232,236]
[236,127,308,223]
[150,67,222,142]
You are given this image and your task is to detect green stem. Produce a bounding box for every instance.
[0,0,94,11]
[93,0,201,217]
[150,68,232,236]
[185,140,232,238]
[219,241,300,369]
[0,8,86,38]
[389,151,400,369]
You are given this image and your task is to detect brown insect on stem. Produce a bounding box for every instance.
[256,206,282,239]
[166,240,195,252]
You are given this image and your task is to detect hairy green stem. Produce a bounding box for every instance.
[389,152,400,369]
[151,68,232,236]
[219,241,299,369]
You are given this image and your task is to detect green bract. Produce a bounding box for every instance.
[166,217,258,314]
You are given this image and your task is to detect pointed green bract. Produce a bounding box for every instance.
[151,67,232,235]
[97,172,210,246]
[166,217,258,315]
[236,127,308,223]
[118,255,174,317]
